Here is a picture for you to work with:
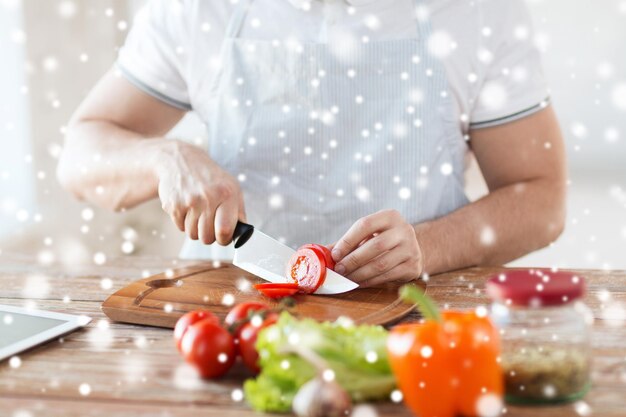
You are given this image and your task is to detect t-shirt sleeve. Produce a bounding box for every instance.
[116,0,192,110]
[469,0,549,129]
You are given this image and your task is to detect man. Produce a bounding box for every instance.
[57,0,566,287]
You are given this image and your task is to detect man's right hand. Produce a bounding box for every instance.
[59,71,246,246]
[156,140,246,246]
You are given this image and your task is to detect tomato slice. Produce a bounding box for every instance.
[254,283,300,299]
[301,244,336,270]
[286,247,327,294]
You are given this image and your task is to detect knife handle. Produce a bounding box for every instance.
[233,221,254,248]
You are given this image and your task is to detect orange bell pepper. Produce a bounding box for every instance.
[387,285,503,417]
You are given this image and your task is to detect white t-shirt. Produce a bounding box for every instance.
[117,0,549,134]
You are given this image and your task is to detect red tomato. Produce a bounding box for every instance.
[173,310,219,352]
[224,302,270,329]
[224,302,270,355]
[239,313,279,373]
[286,247,327,294]
[180,320,236,379]
[301,244,336,270]
[254,283,300,299]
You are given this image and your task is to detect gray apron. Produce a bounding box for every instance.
[181,0,468,259]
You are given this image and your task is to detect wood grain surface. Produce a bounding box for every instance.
[0,252,625,417]
[101,262,418,328]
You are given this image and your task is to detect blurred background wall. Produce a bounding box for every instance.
[0,0,624,270]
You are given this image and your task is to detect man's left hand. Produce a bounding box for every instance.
[330,209,424,287]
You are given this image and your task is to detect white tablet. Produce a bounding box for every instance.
[0,304,91,361]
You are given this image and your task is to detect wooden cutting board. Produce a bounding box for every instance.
[101,262,420,328]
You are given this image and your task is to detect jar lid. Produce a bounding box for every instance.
[486,269,585,307]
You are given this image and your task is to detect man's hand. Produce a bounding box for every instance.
[330,209,423,287]
[156,141,246,245]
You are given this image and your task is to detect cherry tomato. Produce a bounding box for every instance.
[254,283,300,299]
[224,301,270,355]
[224,302,270,331]
[301,244,336,270]
[286,247,327,294]
[173,310,219,352]
[180,320,236,379]
[239,313,279,373]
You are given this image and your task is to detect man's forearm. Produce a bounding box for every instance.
[57,120,167,210]
[414,178,566,276]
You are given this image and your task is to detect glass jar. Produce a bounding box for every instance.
[486,269,593,404]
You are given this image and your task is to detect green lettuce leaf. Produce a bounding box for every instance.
[244,312,395,413]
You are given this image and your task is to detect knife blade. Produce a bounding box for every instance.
[232,222,359,295]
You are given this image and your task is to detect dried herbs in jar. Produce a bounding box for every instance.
[487,269,593,404]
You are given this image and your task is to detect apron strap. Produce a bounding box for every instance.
[412,0,432,40]
[225,0,253,39]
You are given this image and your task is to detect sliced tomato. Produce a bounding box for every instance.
[254,283,300,299]
[286,247,327,294]
[301,244,336,270]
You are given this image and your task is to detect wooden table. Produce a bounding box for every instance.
[1,253,625,416]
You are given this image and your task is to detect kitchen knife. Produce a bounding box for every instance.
[232,221,359,295]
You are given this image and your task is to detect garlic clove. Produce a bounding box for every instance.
[293,377,352,417]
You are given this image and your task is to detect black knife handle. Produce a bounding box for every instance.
[233,221,254,248]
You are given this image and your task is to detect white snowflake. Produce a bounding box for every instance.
[393,123,408,138]
[611,83,626,111]
[480,226,496,246]
[570,122,587,139]
[596,61,614,79]
[477,47,494,64]
[478,81,507,110]
[534,32,551,53]
[11,29,26,44]
[364,14,380,31]
[440,163,453,176]
[93,252,106,265]
[355,186,371,202]
[322,369,335,382]
[57,1,77,19]
[574,401,592,416]
[79,383,91,396]
[9,356,21,369]
[121,241,135,254]
[475,393,503,417]
[22,274,50,299]
[328,27,359,62]
[427,30,455,58]
[604,127,619,143]
[95,279,113,295]
[365,351,378,363]
[390,390,403,403]
[87,320,113,350]
[420,345,433,358]
[231,388,244,402]
[221,293,235,306]
[81,208,94,221]
[351,405,379,417]
[398,187,411,200]
[513,25,529,41]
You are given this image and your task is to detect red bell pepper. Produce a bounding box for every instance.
[387,285,503,417]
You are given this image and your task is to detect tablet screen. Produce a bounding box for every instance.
[1,311,67,348]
